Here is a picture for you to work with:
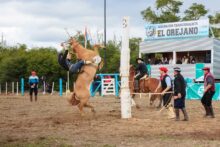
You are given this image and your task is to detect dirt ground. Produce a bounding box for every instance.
[0,94,220,147]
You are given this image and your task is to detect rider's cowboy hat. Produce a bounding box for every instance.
[136,58,144,62]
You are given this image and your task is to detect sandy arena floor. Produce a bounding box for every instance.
[0,94,220,147]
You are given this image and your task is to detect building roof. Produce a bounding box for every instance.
[140,37,220,54]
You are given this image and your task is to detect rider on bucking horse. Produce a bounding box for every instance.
[58,43,93,74]
[134,58,148,92]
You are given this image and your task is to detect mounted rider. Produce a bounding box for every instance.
[58,43,92,74]
[134,58,148,92]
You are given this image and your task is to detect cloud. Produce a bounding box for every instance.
[0,0,106,48]
[0,0,219,49]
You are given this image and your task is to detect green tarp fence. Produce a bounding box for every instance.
[195,63,204,81]
[145,64,219,100]
[186,83,220,100]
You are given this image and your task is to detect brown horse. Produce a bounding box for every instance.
[67,38,102,116]
[129,65,140,108]
[129,65,136,99]
[129,65,162,108]
[93,44,104,70]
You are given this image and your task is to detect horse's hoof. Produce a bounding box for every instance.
[136,105,141,109]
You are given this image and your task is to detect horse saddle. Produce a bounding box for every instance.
[140,74,148,80]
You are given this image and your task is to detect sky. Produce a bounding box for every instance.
[0,0,219,49]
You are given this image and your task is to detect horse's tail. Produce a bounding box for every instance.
[67,83,80,106]
[70,92,80,106]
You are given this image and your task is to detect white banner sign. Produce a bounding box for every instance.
[145,19,209,40]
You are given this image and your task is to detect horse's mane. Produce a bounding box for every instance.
[129,65,136,79]
[129,65,135,73]
[92,44,104,55]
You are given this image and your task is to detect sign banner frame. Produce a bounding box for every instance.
[145,19,209,40]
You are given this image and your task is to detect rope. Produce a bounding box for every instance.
[130,91,173,95]
[158,93,174,113]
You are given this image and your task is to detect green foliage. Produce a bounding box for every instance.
[98,41,120,73]
[141,0,182,23]
[183,3,208,20]
[130,38,141,65]
[0,45,67,91]
[209,13,220,24]
[0,46,27,83]
[0,36,140,87]
[141,0,220,38]
[156,0,182,14]
[209,13,220,38]
[141,0,208,23]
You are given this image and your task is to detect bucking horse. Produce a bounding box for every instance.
[67,38,103,116]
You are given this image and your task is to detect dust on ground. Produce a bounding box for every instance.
[0,94,220,147]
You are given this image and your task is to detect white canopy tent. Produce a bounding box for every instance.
[139,37,220,79]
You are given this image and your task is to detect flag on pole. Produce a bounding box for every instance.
[97,30,104,44]
[88,29,94,45]
[84,27,88,48]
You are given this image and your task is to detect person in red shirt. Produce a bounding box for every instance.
[201,67,215,118]
[155,67,175,119]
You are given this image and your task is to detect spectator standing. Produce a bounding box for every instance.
[164,57,169,64]
[173,67,189,121]
[29,71,39,102]
[201,67,215,118]
[155,67,175,119]
[169,57,173,64]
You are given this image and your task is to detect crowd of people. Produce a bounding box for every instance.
[28,41,216,122]
[134,57,216,121]
[147,55,198,65]
[176,56,196,64]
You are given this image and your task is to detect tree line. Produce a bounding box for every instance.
[0,37,140,90]
[141,0,220,38]
[1,0,219,90]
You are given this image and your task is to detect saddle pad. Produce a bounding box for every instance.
[93,56,102,64]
